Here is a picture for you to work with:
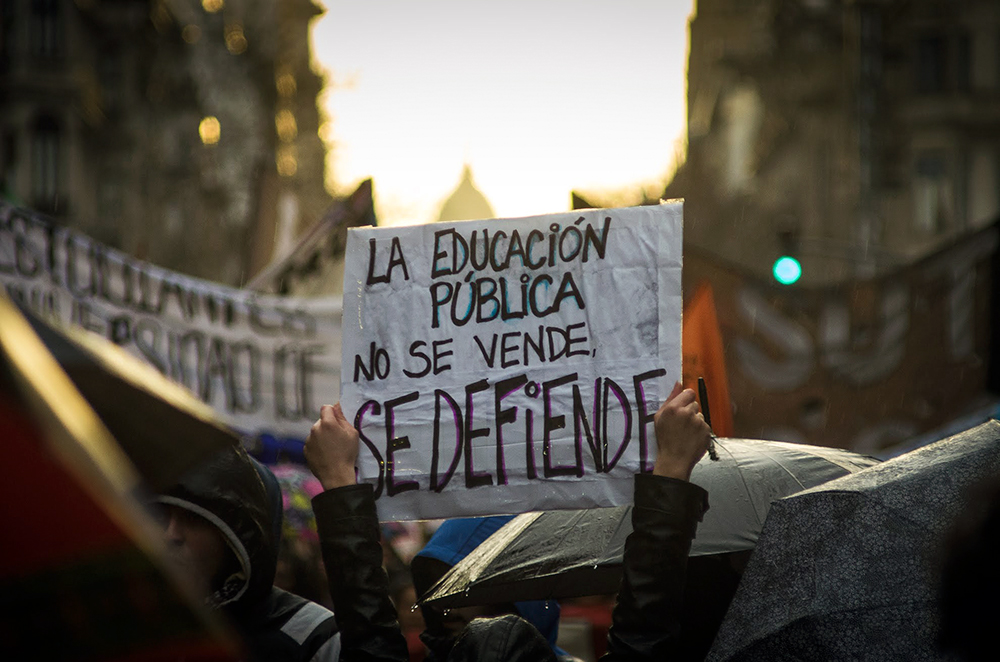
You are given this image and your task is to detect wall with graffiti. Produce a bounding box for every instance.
[684,223,999,453]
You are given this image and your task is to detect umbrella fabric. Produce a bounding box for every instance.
[0,293,240,660]
[20,303,236,492]
[421,437,878,608]
[707,419,1000,662]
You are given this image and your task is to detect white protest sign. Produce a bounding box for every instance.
[342,204,683,521]
[0,203,342,449]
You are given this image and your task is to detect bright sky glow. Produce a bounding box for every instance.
[311,0,693,227]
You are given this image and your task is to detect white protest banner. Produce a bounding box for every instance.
[342,203,683,521]
[0,203,341,451]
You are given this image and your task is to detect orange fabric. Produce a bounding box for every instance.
[682,283,734,436]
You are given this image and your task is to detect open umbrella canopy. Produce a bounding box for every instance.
[19,302,236,492]
[707,419,1000,662]
[0,293,240,660]
[421,437,878,608]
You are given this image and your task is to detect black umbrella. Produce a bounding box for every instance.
[421,437,879,608]
[19,303,235,492]
[707,419,1000,662]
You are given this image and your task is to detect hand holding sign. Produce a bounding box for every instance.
[305,403,359,490]
[652,382,712,481]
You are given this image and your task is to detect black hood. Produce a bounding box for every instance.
[157,444,278,611]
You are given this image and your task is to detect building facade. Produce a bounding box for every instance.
[0,0,331,286]
[670,0,1000,285]
[436,165,495,223]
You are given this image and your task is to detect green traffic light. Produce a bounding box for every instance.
[773,256,802,285]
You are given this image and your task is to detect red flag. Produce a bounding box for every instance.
[682,283,734,436]
[0,294,241,661]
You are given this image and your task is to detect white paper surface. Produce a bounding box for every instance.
[342,204,683,520]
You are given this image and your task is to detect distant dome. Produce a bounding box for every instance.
[437,165,496,222]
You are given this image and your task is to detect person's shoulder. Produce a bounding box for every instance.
[271,588,338,640]
[246,588,341,661]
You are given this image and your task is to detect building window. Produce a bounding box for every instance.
[967,147,999,226]
[915,34,946,94]
[913,151,952,234]
[1,130,16,194]
[997,30,1000,90]
[98,179,122,226]
[31,116,59,211]
[30,0,62,58]
[1,1,15,72]
[721,85,764,195]
[98,49,124,112]
[956,31,971,92]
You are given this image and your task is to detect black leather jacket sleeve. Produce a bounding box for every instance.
[313,483,409,662]
[601,473,709,662]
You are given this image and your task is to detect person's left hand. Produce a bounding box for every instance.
[652,382,712,481]
[304,403,359,490]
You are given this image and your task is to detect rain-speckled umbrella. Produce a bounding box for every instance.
[421,437,879,608]
[707,419,1000,662]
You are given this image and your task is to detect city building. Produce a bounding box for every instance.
[571,0,1000,450]
[667,0,1000,285]
[0,0,332,286]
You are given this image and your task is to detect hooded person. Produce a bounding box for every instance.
[154,444,342,661]
[411,516,576,661]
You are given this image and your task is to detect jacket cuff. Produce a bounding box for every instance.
[632,473,709,538]
[312,482,378,523]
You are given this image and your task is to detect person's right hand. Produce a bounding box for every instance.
[652,382,712,481]
[304,403,359,491]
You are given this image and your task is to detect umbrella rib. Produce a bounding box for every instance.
[750,450,809,523]
[759,451,808,492]
[600,508,632,561]
[471,513,544,582]
[715,439,767,528]
[527,511,589,583]
[762,597,935,630]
